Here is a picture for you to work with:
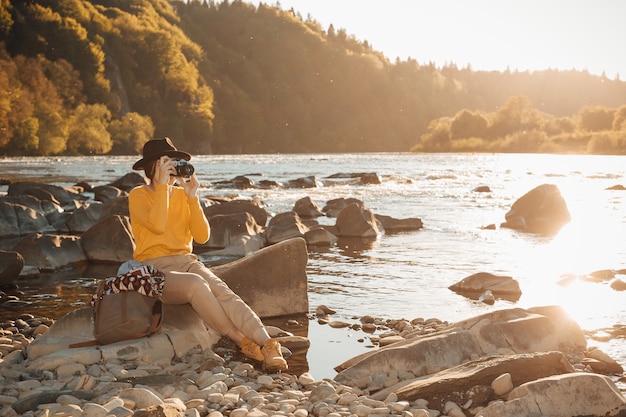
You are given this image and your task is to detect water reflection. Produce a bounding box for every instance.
[335,237,378,257]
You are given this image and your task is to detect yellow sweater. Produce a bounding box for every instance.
[129,183,210,262]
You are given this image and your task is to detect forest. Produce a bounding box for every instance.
[0,0,625,156]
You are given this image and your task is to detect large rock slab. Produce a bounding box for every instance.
[212,237,309,318]
[527,305,587,350]
[8,181,84,208]
[0,201,54,238]
[12,233,87,271]
[334,307,585,388]
[25,304,219,363]
[452,308,559,355]
[373,351,574,406]
[335,329,481,388]
[478,372,626,417]
[81,215,135,263]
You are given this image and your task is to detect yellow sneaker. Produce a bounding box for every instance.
[240,337,263,362]
[261,339,288,372]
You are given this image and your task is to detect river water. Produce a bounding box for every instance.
[2,153,626,379]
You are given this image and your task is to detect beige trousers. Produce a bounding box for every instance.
[143,253,269,345]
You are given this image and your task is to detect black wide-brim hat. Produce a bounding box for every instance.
[132,137,191,170]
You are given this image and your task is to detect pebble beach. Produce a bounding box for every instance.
[0,312,475,417]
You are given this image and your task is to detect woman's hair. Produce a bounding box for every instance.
[144,159,159,182]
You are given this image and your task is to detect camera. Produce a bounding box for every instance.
[172,160,195,178]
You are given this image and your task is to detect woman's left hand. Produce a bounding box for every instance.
[182,173,200,199]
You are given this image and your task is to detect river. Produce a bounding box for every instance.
[2,152,626,379]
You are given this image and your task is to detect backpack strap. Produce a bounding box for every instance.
[69,339,100,348]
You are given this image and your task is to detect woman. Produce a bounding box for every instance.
[128,137,287,372]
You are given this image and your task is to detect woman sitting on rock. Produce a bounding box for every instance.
[128,137,287,372]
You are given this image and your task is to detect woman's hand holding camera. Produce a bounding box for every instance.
[154,156,176,185]
[181,174,199,199]
[153,156,199,198]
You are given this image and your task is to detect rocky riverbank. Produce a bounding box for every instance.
[1,303,626,417]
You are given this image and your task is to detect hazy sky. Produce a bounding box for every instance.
[248,0,625,78]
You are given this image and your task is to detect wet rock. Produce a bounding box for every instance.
[326,172,382,185]
[585,347,624,374]
[611,279,626,291]
[109,172,146,192]
[473,185,491,193]
[0,250,24,286]
[65,202,104,233]
[374,214,423,233]
[211,238,309,318]
[288,176,322,189]
[0,200,53,237]
[81,215,135,263]
[500,183,571,234]
[101,195,130,218]
[606,184,626,190]
[93,185,125,204]
[449,272,522,303]
[335,203,382,238]
[316,305,337,316]
[203,199,269,227]
[265,212,309,245]
[8,181,84,208]
[293,196,324,219]
[203,212,264,249]
[12,233,86,271]
[322,197,365,217]
[213,175,256,189]
[231,175,256,189]
[304,227,338,247]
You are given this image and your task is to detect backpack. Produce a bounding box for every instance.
[71,264,165,347]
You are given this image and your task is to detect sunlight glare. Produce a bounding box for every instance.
[516,177,624,331]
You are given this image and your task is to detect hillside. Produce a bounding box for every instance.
[0,0,624,155]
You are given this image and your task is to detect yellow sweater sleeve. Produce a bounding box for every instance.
[188,195,210,244]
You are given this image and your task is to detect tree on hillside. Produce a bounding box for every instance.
[108,112,155,155]
[578,106,615,132]
[450,109,488,140]
[613,105,626,131]
[66,103,112,154]
[1,0,626,155]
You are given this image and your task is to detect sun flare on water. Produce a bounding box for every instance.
[516,186,625,332]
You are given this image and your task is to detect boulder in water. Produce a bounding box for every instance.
[501,183,570,234]
[0,250,24,286]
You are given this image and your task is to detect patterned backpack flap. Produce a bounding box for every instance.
[89,264,165,346]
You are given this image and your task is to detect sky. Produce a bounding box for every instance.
[247,0,625,79]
